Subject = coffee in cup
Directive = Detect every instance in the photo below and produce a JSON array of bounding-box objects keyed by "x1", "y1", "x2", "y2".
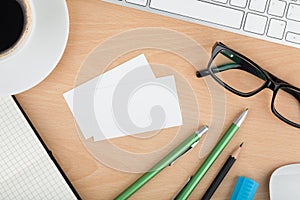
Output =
[{"x1": 0, "y1": 0, "x2": 32, "y2": 58}]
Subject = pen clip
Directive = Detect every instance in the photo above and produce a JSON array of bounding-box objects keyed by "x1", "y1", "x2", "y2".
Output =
[
  {"x1": 169, "y1": 141, "x2": 199, "y2": 166},
  {"x1": 173, "y1": 176, "x2": 193, "y2": 200}
]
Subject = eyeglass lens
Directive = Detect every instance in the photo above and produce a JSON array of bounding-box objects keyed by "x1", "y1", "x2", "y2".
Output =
[
  {"x1": 209, "y1": 49, "x2": 267, "y2": 94},
  {"x1": 274, "y1": 87, "x2": 300, "y2": 126}
]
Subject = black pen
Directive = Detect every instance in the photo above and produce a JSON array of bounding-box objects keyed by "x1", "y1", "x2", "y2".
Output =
[{"x1": 201, "y1": 143, "x2": 244, "y2": 200}]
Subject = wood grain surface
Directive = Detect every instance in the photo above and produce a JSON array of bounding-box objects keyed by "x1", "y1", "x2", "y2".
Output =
[{"x1": 15, "y1": 0, "x2": 300, "y2": 199}]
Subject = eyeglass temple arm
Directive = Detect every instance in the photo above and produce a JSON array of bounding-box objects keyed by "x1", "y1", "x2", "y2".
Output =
[
  {"x1": 196, "y1": 64, "x2": 300, "y2": 102},
  {"x1": 196, "y1": 63, "x2": 265, "y2": 78}
]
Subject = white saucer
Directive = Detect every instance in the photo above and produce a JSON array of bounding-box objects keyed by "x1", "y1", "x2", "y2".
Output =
[{"x1": 0, "y1": 0, "x2": 69, "y2": 96}]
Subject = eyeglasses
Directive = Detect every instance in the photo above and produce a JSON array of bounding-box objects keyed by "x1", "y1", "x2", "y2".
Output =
[{"x1": 197, "y1": 42, "x2": 300, "y2": 129}]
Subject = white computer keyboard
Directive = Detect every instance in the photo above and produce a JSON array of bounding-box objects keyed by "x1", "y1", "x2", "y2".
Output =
[{"x1": 103, "y1": 0, "x2": 300, "y2": 48}]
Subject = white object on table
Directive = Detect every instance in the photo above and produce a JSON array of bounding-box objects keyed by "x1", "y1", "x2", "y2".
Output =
[
  {"x1": 270, "y1": 164, "x2": 300, "y2": 200},
  {"x1": 0, "y1": 96, "x2": 77, "y2": 199},
  {"x1": 64, "y1": 54, "x2": 182, "y2": 141},
  {"x1": 0, "y1": 0, "x2": 69, "y2": 96}
]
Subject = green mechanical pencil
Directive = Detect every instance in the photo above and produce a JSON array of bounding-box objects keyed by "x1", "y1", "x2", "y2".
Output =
[
  {"x1": 115, "y1": 126, "x2": 209, "y2": 200},
  {"x1": 174, "y1": 109, "x2": 248, "y2": 200}
]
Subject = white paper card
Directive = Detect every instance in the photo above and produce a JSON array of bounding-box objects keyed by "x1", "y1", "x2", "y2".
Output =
[{"x1": 64, "y1": 55, "x2": 182, "y2": 141}]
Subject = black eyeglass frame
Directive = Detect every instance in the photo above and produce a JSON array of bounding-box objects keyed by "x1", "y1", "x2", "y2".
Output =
[{"x1": 197, "y1": 42, "x2": 300, "y2": 129}]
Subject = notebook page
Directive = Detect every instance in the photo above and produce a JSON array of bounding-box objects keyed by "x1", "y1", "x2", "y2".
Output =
[{"x1": 0, "y1": 97, "x2": 77, "y2": 200}]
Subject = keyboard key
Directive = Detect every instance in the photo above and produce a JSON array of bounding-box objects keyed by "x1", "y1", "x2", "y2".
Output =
[
  {"x1": 267, "y1": 19, "x2": 286, "y2": 39},
  {"x1": 249, "y1": 0, "x2": 268, "y2": 12},
  {"x1": 230, "y1": 0, "x2": 248, "y2": 8},
  {"x1": 125, "y1": 0, "x2": 147, "y2": 6},
  {"x1": 244, "y1": 13, "x2": 267, "y2": 34},
  {"x1": 287, "y1": 4, "x2": 300, "y2": 22},
  {"x1": 150, "y1": 0, "x2": 244, "y2": 29},
  {"x1": 268, "y1": 0, "x2": 287, "y2": 17},
  {"x1": 286, "y1": 20, "x2": 300, "y2": 36},
  {"x1": 212, "y1": 0, "x2": 228, "y2": 4},
  {"x1": 286, "y1": 32, "x2": 300, "y2": 44}
]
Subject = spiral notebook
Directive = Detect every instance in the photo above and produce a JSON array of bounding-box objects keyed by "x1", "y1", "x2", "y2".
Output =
[{"x1": 0, "y1": 96, "x2": 80, "y2": 199}]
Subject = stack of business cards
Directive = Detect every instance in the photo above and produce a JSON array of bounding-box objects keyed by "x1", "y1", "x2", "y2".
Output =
[{"x1": 64, "y1": 54, "x2": 182, "y2": 141}]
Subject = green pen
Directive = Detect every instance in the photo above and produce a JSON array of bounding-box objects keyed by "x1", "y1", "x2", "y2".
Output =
[
  {"x1": 174, "y1": 109, "x2": 248, "y2": 200},
  {"x1": 115, "y1": 125, "x2": 209, "y2": 200}
]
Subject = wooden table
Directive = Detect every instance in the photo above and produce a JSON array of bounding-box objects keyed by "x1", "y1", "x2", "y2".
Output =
[{"x1": 16, "y1": 0, "x2": 300, "y2": 199}]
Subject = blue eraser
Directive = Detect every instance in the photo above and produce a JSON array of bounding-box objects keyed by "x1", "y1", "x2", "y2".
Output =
[{"x1": 230, "y1": 176, "x2": 259, "y2": 200}]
